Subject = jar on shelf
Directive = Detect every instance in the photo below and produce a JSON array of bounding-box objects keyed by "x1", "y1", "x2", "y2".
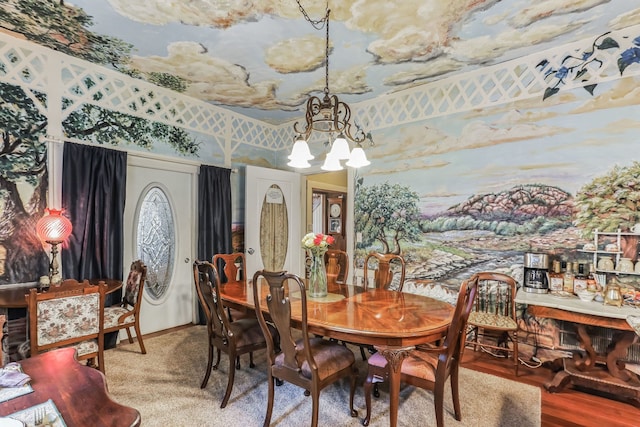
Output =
[
  {"x1": 617, "y1": 257, "x2": 634, "y2": 273},
  {"x1": 597, "y1": 256, "x2": 614, "y2": 271}
]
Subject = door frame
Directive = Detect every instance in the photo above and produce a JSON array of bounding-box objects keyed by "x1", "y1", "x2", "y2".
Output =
[{"x1": 304, "y1": 169, "x2": 355, "y2": 281}]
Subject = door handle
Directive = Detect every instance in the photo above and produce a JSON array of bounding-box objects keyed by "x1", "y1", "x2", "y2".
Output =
[
  {"x1": 247, "y1": 248, "x2": 255, "y2": 255},
  {"x1": 184, "y1": 257, "x2": 190, "y2": 263}
]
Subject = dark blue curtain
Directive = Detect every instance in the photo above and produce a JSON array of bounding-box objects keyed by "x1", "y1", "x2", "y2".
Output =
[
  {"x1": 197, "y1": 165, "x2": 232, "y2": 324},
  {"x1": 61, "y1": 142, "x2": 126, "y2": 307}
]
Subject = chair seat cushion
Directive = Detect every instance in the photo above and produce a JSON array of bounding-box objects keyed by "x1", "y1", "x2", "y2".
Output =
[
  {"x1": 228, "y1": 318, "x2": 268, "y2": 348},
  {"x1": 368, "y1": 348, "x2": 440, "y2": 381},
  {"x1": 468, "y1": 312, "x2": 517, "y2": 330},
  {"x1": 45, "y1": 339, "x2": 98, "y2": 358},
  {"x1": 276, "y1": 337, "x2": 355, "y2": 381},
  {"x1": 103, "y1": 306, "x2": 134, "y2": 328}
]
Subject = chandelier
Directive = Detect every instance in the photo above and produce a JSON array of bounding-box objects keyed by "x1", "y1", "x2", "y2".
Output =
[{"x1": 288, "y1": 3, "x2": 373, "y2": 170}]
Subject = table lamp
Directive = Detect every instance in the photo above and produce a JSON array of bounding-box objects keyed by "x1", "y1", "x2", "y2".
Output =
[{"x1": 36, "y1": 208, "x2": 73, "y2": 285}]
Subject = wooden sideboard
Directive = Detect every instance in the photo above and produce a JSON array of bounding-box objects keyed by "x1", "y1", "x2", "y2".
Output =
[{"x1": 516, "y1": 290, "x2": 640, "y2": 408}]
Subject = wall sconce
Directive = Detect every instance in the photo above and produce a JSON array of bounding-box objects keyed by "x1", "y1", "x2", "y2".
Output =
[{"x1": 36, "y1": 208, "x2": 73, "y2": 285}]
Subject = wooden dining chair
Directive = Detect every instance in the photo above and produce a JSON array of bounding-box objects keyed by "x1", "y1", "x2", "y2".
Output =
[
  {"x1": 325, "y1": 249, "x2": 349, "y2": 284},
  {"x1": 103, "y1": 260, "x2": 148, "y2": 354},
  {"x1": 212, "y1": 252, "x2": 254, "y2": 321},
  {"x1": 58, "y1": 279, "x2": 90, "y2": 287},
  {"x1": 464, "y1": 271, "x2": 519, "y2": 375},
  {"x1": 362, "y1": 274, "x2": 479, "y2": 427},
  {"x1": 363, "y1": 252, "x2": 406, "y2": 291},
  {"x1": 193, "y1": 260, "x2": 274, "y2": 408},
  {"x1": 26, "y1": 281, "x2": 107, "y2": 373},
  {"x1": 357, "y1": 252, "x2": 407, "y2": 361},
  {"x1": 0, "y1": 314, "x2": 6, "y2": 367},
  {"x1": 251, "y1": 269, "x2": 358, "y2": 427}
]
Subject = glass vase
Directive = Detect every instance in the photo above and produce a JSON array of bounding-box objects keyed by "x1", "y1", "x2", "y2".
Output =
[{"x1": 308, "y1": 251, "x2": 328, "y2": 298}]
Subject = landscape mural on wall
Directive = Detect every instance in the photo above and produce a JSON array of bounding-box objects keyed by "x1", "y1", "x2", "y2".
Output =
[
  {"x1": 355, "y1": 66, "x2": 640, "y2": 280},
  {"x1": 353, "y1": 73, "x2": 640, "y2": 355}
]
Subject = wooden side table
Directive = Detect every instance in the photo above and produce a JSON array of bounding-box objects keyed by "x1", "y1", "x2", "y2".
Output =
[{"x1": 516, "y1": 291, "x2": 640, "y2": 408}]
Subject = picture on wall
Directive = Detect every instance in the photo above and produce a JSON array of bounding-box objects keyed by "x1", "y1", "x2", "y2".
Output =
[{"x1": 329, "y1": 219, "x2": 341, "y2": 234}]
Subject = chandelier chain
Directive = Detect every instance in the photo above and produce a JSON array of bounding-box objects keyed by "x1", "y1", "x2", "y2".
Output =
[
  {"x1": 324, "y1": 13, "x2": 330, "y2": 94},
  {"x1": 295, "y1": 0, "x2": 329, "y2": 29}
]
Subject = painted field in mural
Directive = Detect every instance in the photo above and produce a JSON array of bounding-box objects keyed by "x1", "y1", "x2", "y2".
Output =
[{"x1": 355, "y1": 75, "x2": 640, "y2": 295}]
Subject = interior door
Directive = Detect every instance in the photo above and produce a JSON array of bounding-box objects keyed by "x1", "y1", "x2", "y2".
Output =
[
  {"x1": 245, "y1": 165, "x2": 302, "y2": 279},
  {"x1": 124, "y1": 155, "x2": 196, "y2": 335}
]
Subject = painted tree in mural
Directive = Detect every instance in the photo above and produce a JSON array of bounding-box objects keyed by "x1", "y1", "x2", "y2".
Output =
[
  {"x1": 574, "y1": 162, "x2": 640, "y2": 260},
  {"x1": 354, "y1": 181, "x2": 421, "y2": 254},
  {"x1": 0, "y1": 0, "x2": 132, "y2": 69},
  {"x1": 63, "y1": 101, "x2": 200, "y2": 155},
  {"x1": 0, "y1": 82, "x2": 50, "y2": 283}
]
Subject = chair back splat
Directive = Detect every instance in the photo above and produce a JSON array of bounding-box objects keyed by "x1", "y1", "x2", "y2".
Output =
[
  {"x1": 324, "y1": 249, "x2": 349, "y2": 284},
  {"x1": 103, "y1": 260, "x2": 148, "y2": 354},
  {"x1": 252, "y1": 270, "x2": 358, "y2": 427},
  {"x1": 363, "y1": 252, "x2": 406, "y2": 291},
  {"x1": 0, "y1": 314, "x2": 6, "y2": 367},
  {"x1": 212, "y1": 253, "x2": 254, "y2": 321},
  {"x1": 193, "y1": 260, "x2": 273, "y2": 408},
  {"x1": 362, "y1": 274, "x2": 479, "y2": 427}
]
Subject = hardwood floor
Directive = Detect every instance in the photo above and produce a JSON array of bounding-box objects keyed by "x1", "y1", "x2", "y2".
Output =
[{"x1": 461, "y1": 348, "x2": 640, "y2": 427}]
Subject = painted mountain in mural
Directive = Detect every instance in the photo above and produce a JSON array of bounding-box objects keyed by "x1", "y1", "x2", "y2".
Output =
[{"x1": 446, "y1": 184, "x2": 574, "y2": 222}]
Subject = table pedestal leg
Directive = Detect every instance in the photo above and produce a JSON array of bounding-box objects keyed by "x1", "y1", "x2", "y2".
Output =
[{"x1": 375, "y1": 346, "x2": 413, "y2": 427}]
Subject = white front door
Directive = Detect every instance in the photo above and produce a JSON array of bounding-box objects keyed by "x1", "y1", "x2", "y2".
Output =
[
  {"x1": 245, "y1": 165, "x2": 302, "y2": 279},
  {"x1": 124, "y1": 155, "x2": 196, "y2": 335}
]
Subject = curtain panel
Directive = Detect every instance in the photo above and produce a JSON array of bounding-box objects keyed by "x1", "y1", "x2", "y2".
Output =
[
  {"x1": 61, "y1": 142, "x2": 126, "y2": 306},
  {"x1": 197, "y1": 165, "x2": 232, "y2": 324}
]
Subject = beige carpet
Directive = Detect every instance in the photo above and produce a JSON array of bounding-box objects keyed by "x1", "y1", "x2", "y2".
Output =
[{"x1": 104, "y1": 326, "x2": 541, "y2": 427}]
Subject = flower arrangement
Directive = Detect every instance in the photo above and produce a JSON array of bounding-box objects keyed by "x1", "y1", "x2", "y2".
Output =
[
  {"x1": 301, "y1": 232, "x2": 334, "y2": 255},
  {"x1": 302, "y1": 233, "x2": 334, "y2": 298}
]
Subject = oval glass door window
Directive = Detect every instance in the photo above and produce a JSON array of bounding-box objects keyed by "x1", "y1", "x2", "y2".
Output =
[
  {"x1": 260, "y1": 185, "x2": 288, "y2": 271},
  {"x1": 136, "y1": 186, "x2": 175, "y2": 300}
]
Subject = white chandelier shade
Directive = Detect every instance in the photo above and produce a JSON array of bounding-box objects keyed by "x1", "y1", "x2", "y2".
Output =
[{"x1": 345, "y1": 146, "x2": 371, "y2": 168}]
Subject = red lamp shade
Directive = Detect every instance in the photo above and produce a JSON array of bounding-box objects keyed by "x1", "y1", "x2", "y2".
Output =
[{"x1": 36, "y1": 209, "x2": 73, "y2": 243}]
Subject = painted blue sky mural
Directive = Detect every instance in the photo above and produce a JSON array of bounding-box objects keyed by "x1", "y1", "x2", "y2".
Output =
[
  {"x1": 2, "y1": 0, "x2": 638, "y2": 125},
  {"x1": 361, "y1": 75, "x2": 640, "y2": 217}
]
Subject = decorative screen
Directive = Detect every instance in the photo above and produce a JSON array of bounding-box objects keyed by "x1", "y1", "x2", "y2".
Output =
[{"x1": 136, "y1": 186, "x2": 175, "y2": 300}]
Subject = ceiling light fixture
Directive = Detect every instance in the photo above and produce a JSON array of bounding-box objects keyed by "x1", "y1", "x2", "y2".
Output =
[{"x1": 288, "y1": 2, "x2": 373, "y2": 170}]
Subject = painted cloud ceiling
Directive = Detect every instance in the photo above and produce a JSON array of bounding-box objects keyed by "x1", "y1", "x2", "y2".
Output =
[{"x1": 1, "y1": 0, "x2": 639, "y2": 125}]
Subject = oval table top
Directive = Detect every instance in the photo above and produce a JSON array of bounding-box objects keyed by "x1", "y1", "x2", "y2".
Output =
[
  {"x1": 220, "y1": 280, "x2": 454, "y2": 348},
  {"x1": 0, "y1": 279, "x2": 123, "y2": 309},
  {"x1": 0, "y1": 347, "x2": 140, "y2": 426}
]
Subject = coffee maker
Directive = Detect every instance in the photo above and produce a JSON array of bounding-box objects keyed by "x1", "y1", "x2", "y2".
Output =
[{"x1": 523, "y1": 253, "x2": 549, "y2": 293}]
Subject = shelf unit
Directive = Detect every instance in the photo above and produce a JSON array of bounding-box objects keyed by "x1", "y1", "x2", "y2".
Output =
[{"x1": 579, "y1": 229, "x2": 640, "y2": 276}]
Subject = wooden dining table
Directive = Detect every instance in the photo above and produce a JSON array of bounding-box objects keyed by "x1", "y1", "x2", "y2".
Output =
[
  {"x1": 0, "y1": 347, "x2": 140, "y2": 426},
  {"x1": 0, "y1": 279, "x2": 123, "y2": 309},
  {"x1": 220, "y1": 280, "x2": 454, "y2": 427}
]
